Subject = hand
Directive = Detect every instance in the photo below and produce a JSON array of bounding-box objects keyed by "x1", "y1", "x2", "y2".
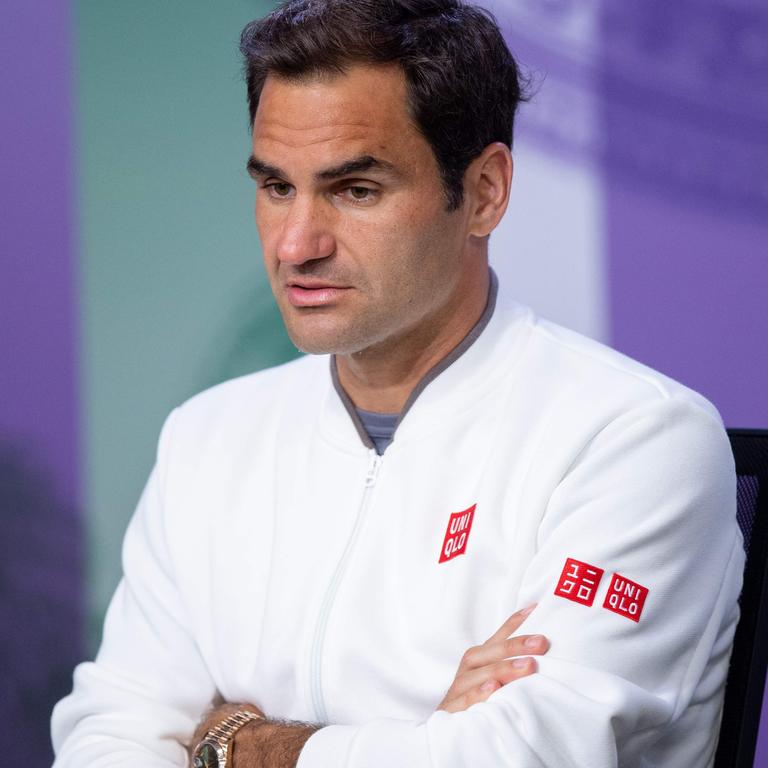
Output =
[{"x1": 437, "y1": 604, "x2": 548, "y2": 713}]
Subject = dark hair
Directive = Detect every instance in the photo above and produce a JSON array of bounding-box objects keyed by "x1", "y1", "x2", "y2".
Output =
[{"x1": 240, "y1": 0, "x2": 526, "y2": 211}]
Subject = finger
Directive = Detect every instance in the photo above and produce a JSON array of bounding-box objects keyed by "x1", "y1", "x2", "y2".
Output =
[
  {"x1": 461, "y1": 634, "x2": 549, "y2": 670},
  {"x1": 439, "y1": 684, "x2": 493, "y2": 713},
  {"x1": 439, "y1": 682, "x2": 497, "y2": 713},
  {"x1": 484, "y1": 603, "x2": 538, "y2": 645},
  {"x1": 449, "y1": 656, "x2": 538, "y2": 700},
  {"x1": 439, "y1": 660, "x2": 537, "y2": 713}
]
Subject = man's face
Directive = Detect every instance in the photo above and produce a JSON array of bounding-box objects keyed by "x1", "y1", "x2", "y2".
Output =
[{"x1": 250, "y1": 64, "x2": 474, "y2": 355}]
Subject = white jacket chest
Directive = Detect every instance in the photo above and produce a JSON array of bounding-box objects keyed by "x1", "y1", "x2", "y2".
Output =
[{"x1": 184, "y1": 411, "x2": 553, "y2": 725}]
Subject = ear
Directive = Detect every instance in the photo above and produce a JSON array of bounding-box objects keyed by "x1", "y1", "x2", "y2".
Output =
[{"x1": 465, "y1": 143, "x2": 513, "y2": 238}]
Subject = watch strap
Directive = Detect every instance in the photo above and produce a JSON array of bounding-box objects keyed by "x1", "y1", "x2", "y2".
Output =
[{"x1": 204, "y1": 710, "x2": 265, "y2": 743}]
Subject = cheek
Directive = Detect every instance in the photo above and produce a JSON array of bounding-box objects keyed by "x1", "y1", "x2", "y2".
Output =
[
  {"x1": 335, "y1": 214, "x2": 394, "y2": 271},
  {"x1": 342, "y1": 201, "x2": 451, "y2": 287},
  {"x1": 351, "y1": 196, "x2": 435, "y2": 249}
]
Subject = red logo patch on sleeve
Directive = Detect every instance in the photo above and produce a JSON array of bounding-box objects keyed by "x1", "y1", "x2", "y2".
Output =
[
  {"x1": 554, "y1": 557, "x2": 605, "y2": 607},
  {"x1": 438, "y1": 504, "x2": 476, "y2": 563},
  {"x1": 603, "y1": 573, "x2": 649, "y2": 622}
]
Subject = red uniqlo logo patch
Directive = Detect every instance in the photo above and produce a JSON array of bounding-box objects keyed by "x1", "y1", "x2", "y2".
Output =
[
  {"x1": 438, "y1": 505, "x2": 476, "y2": 563},
  {"x1": 554, "y1": 558, "x2": 605, "y2": 607},
  {"x1": 603, "y1": 573, "x2": 649, "y2": 622}
]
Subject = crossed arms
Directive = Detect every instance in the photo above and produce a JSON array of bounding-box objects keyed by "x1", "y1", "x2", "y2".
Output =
[
  {"x1": 189, "y1": 607, "x2": 547, "y2": 768},
  {"x1": 52, "y1": 397, "x2": 744, "y2": 767}
]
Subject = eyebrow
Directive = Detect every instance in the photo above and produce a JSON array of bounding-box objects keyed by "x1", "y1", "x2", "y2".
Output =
[
  {"x1": 246, "y1": 154, "x2": 397, "y2": 182},
  {"x1": 247, "y1": 156, "x2": 285, "y2": 180},
  {"x1": 317, "y1": 155, "x2": 397, "y2": 180}
]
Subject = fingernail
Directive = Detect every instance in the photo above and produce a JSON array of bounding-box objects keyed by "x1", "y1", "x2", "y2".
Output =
[
  {"x1": 519, "y1": 604, "x2": 536, "y2": 616},
  {"x1": 512, "y1": 657, "x2": 529, "y2": 668},
  {"x1": 524, "y1": 635, "x2": 543, "y2": 648},
  {"x1": 480, "y1": 680, "x2": 497, "y2": 692}
]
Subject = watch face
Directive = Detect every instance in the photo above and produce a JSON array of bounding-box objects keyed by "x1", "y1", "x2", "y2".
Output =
[{"x1": 193, "y1": 742, "x2": 220, "y2": 768}]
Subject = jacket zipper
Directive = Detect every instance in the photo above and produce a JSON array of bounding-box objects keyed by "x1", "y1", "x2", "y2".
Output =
[{"x1": 309, "y1": 450, "x2": 382, "y2": 723}]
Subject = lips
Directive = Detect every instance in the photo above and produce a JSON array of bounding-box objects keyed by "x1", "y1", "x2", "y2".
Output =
[{"x1": 285, "y1": 282, "x2": 350, "y2": 308}]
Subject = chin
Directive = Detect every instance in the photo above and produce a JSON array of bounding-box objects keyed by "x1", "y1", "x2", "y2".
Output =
[
  {"x1": 280, "y1": 301, "x2": 395, "y2": 356},
  {"x1": 290, "y1": 336, "x2": 366, "y2": 356},
  {"x1": 285, "y1": 324, "x2": 351, "y2": 356},
  {"x1": 285, "y1": 321, "x2": 377, "y2": 356},
  {"x1": 291, "y1": 338, "x2": 339, "y2": 355}
]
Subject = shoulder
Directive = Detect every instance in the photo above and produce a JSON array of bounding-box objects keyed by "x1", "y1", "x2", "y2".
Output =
[
  {"x1": 159, "y1": 354, "x2": 327, "y2": 451},
  {"x1": 512, "y1": 316, "x2": 741, "y2": 566},
  {"x1": 492, "y1": 302, "x2": 734, "y2": 502},
  {"x1": 182, "y1": 353, "x2": 320, "y2": 412},
  {"x1": 518, "y1": 309, "x2": 723, "y2": 425}
]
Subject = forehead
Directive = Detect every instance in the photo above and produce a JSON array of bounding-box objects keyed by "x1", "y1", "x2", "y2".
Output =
[{"x1": 252, "y1": 64, "x2": 427, "y2": 170}]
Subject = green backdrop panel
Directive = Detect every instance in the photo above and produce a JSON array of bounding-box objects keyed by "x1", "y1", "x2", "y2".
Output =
[{"x1": 76, "y1": 0, "x2": 295, "y2": 649}]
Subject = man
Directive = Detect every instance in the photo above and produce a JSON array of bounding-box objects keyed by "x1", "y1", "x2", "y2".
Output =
[{"x1": 52, "y1": 1, "x2": 744, "y2": 766}]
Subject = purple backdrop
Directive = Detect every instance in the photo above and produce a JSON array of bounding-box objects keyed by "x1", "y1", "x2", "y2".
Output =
[
  {"x1": 601, "y1": 0, "x2": 768, "y2": 430},
  {"x1": 0, "y1": 2, "x2": 82, "y2": 766}
]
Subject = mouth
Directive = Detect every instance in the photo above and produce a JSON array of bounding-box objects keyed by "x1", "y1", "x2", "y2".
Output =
[{"x1": 285, "y1": 280, "x2": 351, "y2": 308}]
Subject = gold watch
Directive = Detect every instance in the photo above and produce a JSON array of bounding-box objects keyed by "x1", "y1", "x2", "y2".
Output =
[{"x1": 191, "y1": 710, "x2": 264, "y2": 768}]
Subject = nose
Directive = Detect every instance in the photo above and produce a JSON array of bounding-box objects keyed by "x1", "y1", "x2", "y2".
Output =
[{"x1": 275, "y1": 196, "x2": 335, "y2": 266}]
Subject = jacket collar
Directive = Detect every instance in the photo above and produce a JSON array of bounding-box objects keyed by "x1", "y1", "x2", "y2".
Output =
[{"x1": 319, "y1": 269, "x2": 533, "y2": 454}]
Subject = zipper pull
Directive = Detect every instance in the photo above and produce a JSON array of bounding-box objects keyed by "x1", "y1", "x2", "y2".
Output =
[{"x1": 365, "y1": 454, "x2": 382, "y2": 487}]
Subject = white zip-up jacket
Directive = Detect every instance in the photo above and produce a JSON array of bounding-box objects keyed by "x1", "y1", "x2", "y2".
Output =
[{"x1": 52, "y1": 281, "x2": 744, "y2": 768}]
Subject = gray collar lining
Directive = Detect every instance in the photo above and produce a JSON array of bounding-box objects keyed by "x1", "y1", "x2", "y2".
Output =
[
  {"x1": 330, "y1": 268, "x2": 499, "y2": 451},
  {"x1": 331, "y1": 355, "x2": 376, "y2": 449}
]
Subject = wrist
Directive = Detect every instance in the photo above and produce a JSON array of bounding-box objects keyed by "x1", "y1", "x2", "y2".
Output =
[
  {"x1": 231, "y1": 716, "x2": 273, "y2": 765},
  {"x1": 235, "y1": 719, "x2": 321, "y2": 768},
  {"x1": 191, "y1": 707, "x2": 265, "y2": 768}
]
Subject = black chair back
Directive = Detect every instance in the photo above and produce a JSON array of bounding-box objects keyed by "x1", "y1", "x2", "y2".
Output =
[{"x1": 715, "y1": 429, "x2": 768, "y2": 768}]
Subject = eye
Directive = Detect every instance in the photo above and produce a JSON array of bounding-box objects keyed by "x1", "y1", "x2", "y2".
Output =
[
  {"x1": 342, "y1": 186, "x2": 378, "y2": 204},
  {"x1": 263, "y1": 182, "x2": 294, "y2": 199}
]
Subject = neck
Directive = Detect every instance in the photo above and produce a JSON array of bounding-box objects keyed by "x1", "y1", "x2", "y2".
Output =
[{"x1": 335, "y1": 267, "x2": 492, "y2": 413}]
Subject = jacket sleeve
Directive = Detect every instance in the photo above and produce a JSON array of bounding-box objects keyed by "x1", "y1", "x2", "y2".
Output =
[
  {"x1": 51, "y1": 409, "x2": 217, "y2": 767},
  {"x1": 295, "y1": 396, "x2": 745, "y2": 768}
]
